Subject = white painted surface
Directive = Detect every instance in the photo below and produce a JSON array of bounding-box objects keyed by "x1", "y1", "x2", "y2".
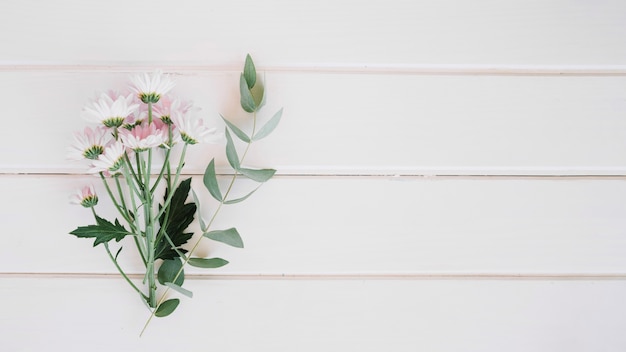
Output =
[{"x1": 1, "y1": 0, "x2": 625, "y2": 350}]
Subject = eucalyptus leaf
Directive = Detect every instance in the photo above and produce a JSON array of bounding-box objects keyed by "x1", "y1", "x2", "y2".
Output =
[
  {"x1": 240, "y1": 74, "x2": 256, "y2": 113},
  {"x1": 221, "y1": 114, "x2": 250, "y2": 142},
  {"x1": 250, "y1": 80, "x2": 264, "y2": 108},
  {"x1": 164, "y1": 282, "x2": 193, "y2": 298},
  {"x1": 155, "y1": 299, "x2": 180, "y2": 317},
  {"x1": 188, "y1": 257, "x2": 229, "y2": 268},
  {"x1": 157, "y1": 258, "x2": 184, "y2": 286},
  {"x1": 239, "y1": 167, "x2": 276, "y2": 183},
  {"x1": 253, "y1": 108, "x2": 283, "y2": 141},
  {"x1": 204, "y1": 228, "x2": 244, "y2": 248},
  {"x1": 224, "y1": 186, "x2": 259, "y2": 204},
  {"x1": 203, "y1": 159, "x2": 223, "y2": 202},
  {"x1": 243, "y1": 54, "x2": 256, "y2": 89},
  {"x1": 225, "y1": 128, "x2": 240, "y2": 170},
  {"x1": 191, "y1": 190, "x2": 208, "y2": 232}
]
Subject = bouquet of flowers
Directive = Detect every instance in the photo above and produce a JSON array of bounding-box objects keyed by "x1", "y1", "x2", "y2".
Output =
[{"x1": 67, "y1": 55, "x2": 281, "y2": 333}]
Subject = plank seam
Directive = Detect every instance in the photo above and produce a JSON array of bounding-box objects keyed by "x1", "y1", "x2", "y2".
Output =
[
  {"x1": 2, "y1": 64, "x2": 626, "y2": 76},
  {"x1": 2, "y1": 272, "x2": 626, "y2": 281}
]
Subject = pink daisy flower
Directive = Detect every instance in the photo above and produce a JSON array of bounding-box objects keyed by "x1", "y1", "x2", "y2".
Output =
[
  {"x1": 171, "y1": 110, "x2": 220, "y2": 145},
  {"x1": 83, "y1": 92, "x2": 139, "y2": 128},
  {"x1": 153, "y1": 97, "x2": 194, "y2": 125},
  {"x1": 130, "y1": 70, "x2": 175, "y2": 104},
  {"x1": 70, "y1": 185, "x2": 98, "y2": 208},
  {"x1": 67, "y1": 126, "x2": 110, "y2": 160},
  {"x1": 119, "y1": 123, "x2": 168, "y2": 151},
  {"x1": 89, "y1": 142, "x2": 127, "y2": 174}
]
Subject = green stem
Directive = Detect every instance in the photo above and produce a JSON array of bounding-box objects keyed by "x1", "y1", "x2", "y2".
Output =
[
  {"x1": 141, "y1": 112, "x2": 259, "y2": 336},
  {"x1": 90, "y1": 208, "x2": 148, "y2": 301}
]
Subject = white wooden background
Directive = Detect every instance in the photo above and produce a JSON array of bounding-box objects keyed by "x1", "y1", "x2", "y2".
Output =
[{"x1": 1, "y1": 0, "x2": 626, "y2": 350}]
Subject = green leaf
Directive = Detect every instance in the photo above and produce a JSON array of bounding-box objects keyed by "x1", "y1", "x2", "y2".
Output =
[
  {"x1": 155, "y1": 299, "x2": 180, "y2": 317},
  {"x1": 253, "y1": 108, "x2": 283, "y2": 141},
  {"x1": 157, "y1": 258, "x2": 184, "y2": 286},
  {"x1": 204, "y1": 228, "x2": 244, "y2": 248},
  {"x1": 221, "y1": 114, "x2": 250, "y2": 142},
  {"x1": 155, "y1": 179, "x2": 195, "y2": 260},
  {"x1": 243, "y1": 54, "x2": 256, "y2": 89},
  {"x1": 240, "y1": 74, "x2": 256, "y2": 113},
  {"x1": 191, "y1": 190, "x2": 208, "y2": 232},
  {"x1": 250, "y1": 80, "x2": 265, "y2": 108},
  {"x1": 224, "y1": 186, "x2": 259, "y2": 205},
  {"x1": 164, "y1": 282, "x2": 193, "y2": 298},
  {"x1": 239, "y1": 167, "x2": 276, "y2": 183},
  {"x1": 203, "y1": 159, "x2": 223, "y2": 202},
  {"x1": 114, "y1": 246, "x2": 123, "y2": 261},
  {"x1": 225, "y1": 128, "x2": 240, "y2": 170},
  {"x1": 188, "y1": 257, "x2": 229, "y2": 268},
  {"x1": 69, "y1": 216, "x2": 130, "y2": 247}
]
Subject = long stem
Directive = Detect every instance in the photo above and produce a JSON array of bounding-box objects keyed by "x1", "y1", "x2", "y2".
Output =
[
  {"x1": 91, "y1": 208, "x2": 148, "y2": 301},
  {"x1": 140, "y1": 112, "x2": 258, "y2": 336}
]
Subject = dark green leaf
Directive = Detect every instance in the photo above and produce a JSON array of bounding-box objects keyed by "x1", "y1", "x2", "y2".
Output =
[
  {"x1": 225, "y1": 128, "x2": 240, "y2": 170},
  {"x1": 157, "y1": 258, "x2": 184, "y2": 286},
  {"x1": 188, "y1": 257, "x2": 229, "y2": 268},
  {"x1": 203, "y1": 159, "x2": 223, "y2": 202},
  {"x1": 253, "y1": 108, "x2": 283, "y2": 141},
  {"x1": 243, "y1": 54, "x2": 256, "y2": 89},
  {"x1": 155, "y1": 179, "x2": 195, "y2": 260},
  {"x1": 224, "y1": 187, "x2": 259, "y2": 205},
  {"x1": 155, "y1": 299, "x2": 180, "y2": 317},
  {"x1": 239, "y1": 74, "x2": 256, "y2": 113},
  {"x1": 204, "y1": 228, "x2": 244, "y2": 248},
  {"x1": 114, "y1": 246, "x2": 123, "y2": 261},
  {"x1": 239, "y1": 167, "x2": 276, "y2": 182},
  {"x1": 221, "y1": 114, "x2": 250, "y2": 142},
  {"x1": 164, "y1": 282, "x2": 193, "y2": 298},
  {"x1": 69, "y1": 215, "x2": 130, "y2": 247}
]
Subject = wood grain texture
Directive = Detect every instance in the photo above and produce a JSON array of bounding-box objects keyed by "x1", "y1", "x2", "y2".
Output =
[
  {"x1": 1, "y1": 0, "x2": 625, "y2": 66},
  {"x1": 1, "y1": 72, "x2": 625, "y2": 175},
  {"x1": 2, "y1": 277, "x2": 626, "y2": 351},
  {"x1": 1, "y1": 0, "x2": 624, "y2": 349},
  {"x1": 3, "y1": 175, "x2": 625, "y2": 275}
]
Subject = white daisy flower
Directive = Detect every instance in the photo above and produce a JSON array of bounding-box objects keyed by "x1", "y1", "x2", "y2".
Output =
[
  {"x1": 89, "y1": 142, "x2": 127, "y2": 174},
  {"x1": 130, "y1": 70, "x2": 175, "y2": 104},
  {"x1": 70, "y1": 185, "x2": 98, "y2": 208},
  {"x1": 67, "y1": 126, "x2": 110, "y2": 160},
  {"x1": 83, "y1": 92, "x2": 139, "y2": 128},
  {"x1": 171, "y1": 110, "x2": 220, "y2": 145}
]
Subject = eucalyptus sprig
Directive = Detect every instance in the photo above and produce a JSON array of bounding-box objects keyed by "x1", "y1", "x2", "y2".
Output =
[{"x1": 67, "y1": 55, "x2": 282, "y2": 335}]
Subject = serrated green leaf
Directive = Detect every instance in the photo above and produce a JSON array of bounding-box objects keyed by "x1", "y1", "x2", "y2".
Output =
[
  {"x1": 239, "y1": 167, "x2": 276, "y2": 182},
  {"x1": 221, "y1": 114, "x2": 250, "y2": 142},
  {"x1": 155, "y1": 178, "x2": 195, "y2": 260},
  {"x1": 224, "y1": 186, "x2": 259, "y2": 205},
  {"x1": 225, "y1": 128, "x2": 240, "y2": 170},
  {"x1": 155, "y1": 299, "x2": 180, "y2": 317},
  {"x1": 253, "y1": 108, "x2": 283, "y2": 141},
  {"x1": 188, "y1": 257, "x2": 229, "y2": 268},
  {"x1": 240, "y1": 74, "x2": 256, "y2": 113},
  {"x1": 164, "y1": 282, "x2": 193, "y2": 298},
  {"x1": 157, "y1": 258, "x2": 184, "y2": 286},
  {"x1": 203, "y1": 159, "x2": 223, "y2": 202},
  {"x1": 69, "y1": 215, "x2": 130, "y2": 247},
  {"x1": 243, "y1": 54, "x2": 256, "y2": 89},
  {"x1": 204, "y1": 228, "x2": 244, "y2": 248}
]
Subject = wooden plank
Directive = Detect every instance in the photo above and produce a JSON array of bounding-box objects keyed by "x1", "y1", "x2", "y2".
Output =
[
  {"x1": 2, "y1": 277, "x2": 626, "y2": 351},
  {"x1": 3, "y1": 175, "x2": 626, "y2": 275},
  {"x1": 1, "y1": 72, "x2": 626, "y2": 175},
  {"x1": 1, "y1": 1, "x2": 625, "y2": 66}
]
